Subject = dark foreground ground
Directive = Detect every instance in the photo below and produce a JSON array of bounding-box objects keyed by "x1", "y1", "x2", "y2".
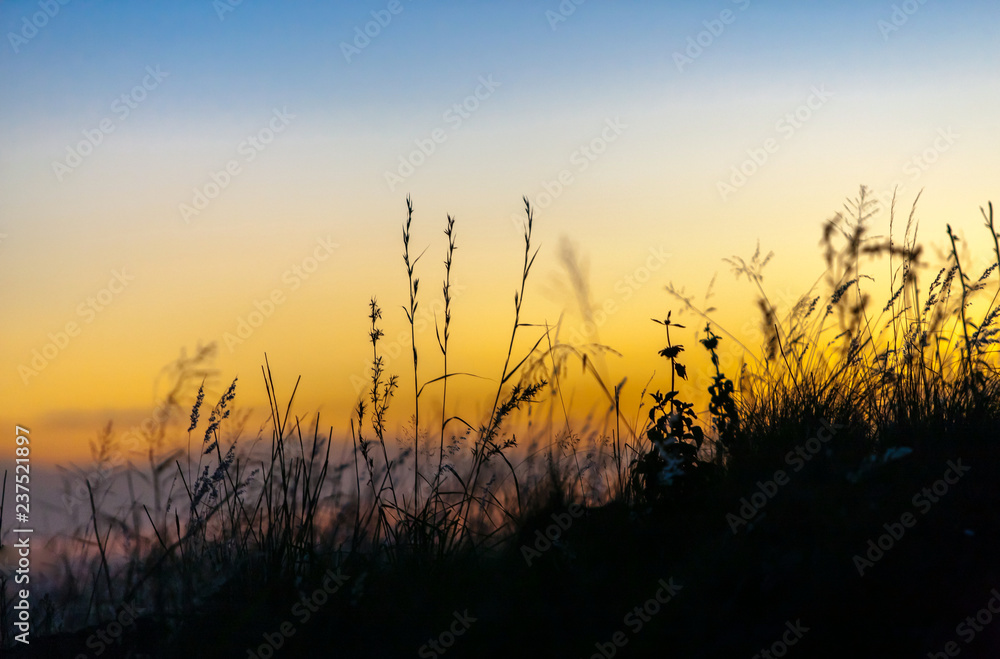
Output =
[{"x1": 8, "y1": 415, "x2": 1000, "y2": 659}]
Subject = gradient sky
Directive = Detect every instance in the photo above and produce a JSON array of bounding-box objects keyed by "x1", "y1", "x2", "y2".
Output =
[{"x1": 2, "y1": 0, "x2": 999, "y2": 466}]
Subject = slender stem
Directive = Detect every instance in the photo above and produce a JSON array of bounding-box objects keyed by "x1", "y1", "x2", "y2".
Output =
[
  {"x1": 436, "y1": 215, "x2": 456, "y2": 510},
  {"x1": 946, "y1": 224, "x2": 973, "y2": 379},
  {"x1": 402, "y1": 196, "x2": 421, "y2": 513},
  {"x1": 457, "y1": 198, "x2": 536, "y2": 544}
]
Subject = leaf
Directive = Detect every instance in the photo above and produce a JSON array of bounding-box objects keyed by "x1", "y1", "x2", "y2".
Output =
[{"x1": 659, "y1": 345, "x2": 685, "y2": 360}]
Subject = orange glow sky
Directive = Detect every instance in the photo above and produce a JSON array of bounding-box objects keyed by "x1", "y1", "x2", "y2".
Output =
[{"x1": 2, "y1": 1, "x2": 999, "y2": 467}]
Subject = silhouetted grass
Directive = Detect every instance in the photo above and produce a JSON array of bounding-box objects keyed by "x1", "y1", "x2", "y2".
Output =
[{"x1": 3, "y1": 187, "x2": 1000, "y2": 657}]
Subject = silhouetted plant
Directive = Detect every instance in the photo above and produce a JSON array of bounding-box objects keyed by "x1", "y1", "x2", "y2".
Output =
[{"x1": 700, "y1": 323, "x2": 740, "y2": 456}]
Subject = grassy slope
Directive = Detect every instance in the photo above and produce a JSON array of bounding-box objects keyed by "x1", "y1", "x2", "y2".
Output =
[{"x1": 4, "y1": 190, "x2": 1000, "y2": 658}]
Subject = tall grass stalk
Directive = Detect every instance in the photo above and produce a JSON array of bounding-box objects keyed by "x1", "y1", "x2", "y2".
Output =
[
  {"x1": 402, "y1": 195, "x2": 423, "y2": 513},
  {"x1": 452, "y1": 197, "x2": 544, "y2": 547}
]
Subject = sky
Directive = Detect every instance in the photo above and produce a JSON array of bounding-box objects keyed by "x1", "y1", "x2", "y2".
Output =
[{"x1": 1, "y1": 0, "x2": 999, "y2": 470}]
